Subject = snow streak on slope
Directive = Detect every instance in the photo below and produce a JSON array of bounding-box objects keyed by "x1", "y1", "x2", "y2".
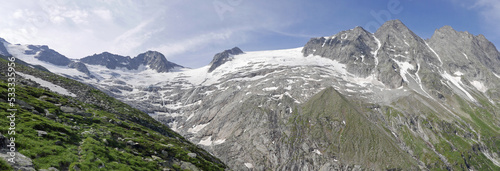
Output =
[
  {"x1": 17, "y1": 72, "x2": 77, "y2": 97},
  {"x1": 441, "y1": 71, "x2": 476, "y2": 102},
  {"x1": 425, "y1": 42, "x2": 443, "y2": 66},
  {"x1": 372, "y1": 34, "x2": 381, "y2": 66}
]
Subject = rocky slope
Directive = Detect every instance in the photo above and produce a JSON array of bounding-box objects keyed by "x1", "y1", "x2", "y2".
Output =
[
  {"x1": 0, "y1": 56, "x2": 226, "y2": 170},
  {"x1": 3, "y1": 19, "x2": 500, "y2": 170}
]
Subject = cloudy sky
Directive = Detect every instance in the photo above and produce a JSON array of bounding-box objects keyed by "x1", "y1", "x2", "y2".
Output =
[{"x1": 1, "y1": 0, "x2": 499, "y2": 68}]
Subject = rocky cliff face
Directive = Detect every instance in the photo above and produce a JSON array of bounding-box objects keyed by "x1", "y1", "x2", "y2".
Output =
[
  {"x1": 80, "y1": 52, "x2": 134, "y2": 70},
  {"x1": 134, "y1": 51, "x2": 183, "y2": 72},
  {"x1": 208, "y1": 47, "x2": 244, "y2": 72},
  {"x1": 26, "y1": 45, "x2": 72, "y2": 66}
]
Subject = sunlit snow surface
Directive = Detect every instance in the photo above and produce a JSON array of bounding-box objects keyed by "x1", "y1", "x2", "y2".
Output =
[{"x1": 17, "y1": 72, "x2": 77, "y2": 97}]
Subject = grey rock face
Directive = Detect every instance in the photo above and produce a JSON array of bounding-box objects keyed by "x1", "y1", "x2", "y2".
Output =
[
  {"x1": 81, "y1": 51, "x2": 183, "y2": 73},
  {"x1": 0, "y1": 38, "x2": 11, "y2": 56},
  {"x1": 133, "y1": 51, "x2": 183, "y2": 72},
  {"x1": 428, "y1": 25, "x2": 500, "y2": 98},
  {"x1": 302, "y1": 26, "x2": 377, "y2": 78},
  {"x1": 302, "y1": 19, "x2": 446, "y2": 90},
  {"x1": 208, "y1": 47, "x2": 243, "y2": 72},
  {"x1": 80, "y1": 52, "x2": 133, "y2": 70},
  {"x1": 68, "y1": 61, "x2": 92, "y2": 77},
  {"x1": 26, "y1": 45, "x2": 72, "y2": 66}
]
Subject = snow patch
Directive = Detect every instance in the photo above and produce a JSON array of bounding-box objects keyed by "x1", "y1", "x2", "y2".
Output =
[
  {"x1": 263, "y1": 87, "x2": 279, "y2": 91},
  {"x1": 393, "y1": 60, "x2": 414, "y2": 82},
  {"x1": 462, "y1": 53, "x2": 469, "y2": 60},
  {"x1": 453, "y1": 71, "x2": 464, "y2": 76},
  {"x1": 442, "y1": 71, "x2": 476, "y2": 102},
  {"x1": 187, "y1": 123, "x2": 209, "y2": 134},
  {"x1": 213, "y1": 139, "x2": 226, "y2": 145},
  {"x1": 313, "y1": 149, "x2": 322, "y2": 155},
  {"x1": 244, "y1": 163, "x2": 254, "y2": 169},
  {"x1": 471, "y1": 81, "x2": 487, "y2": 93},
  {"x1": 198, "y1": 136, "x2": 212, "y2": 146},
  {"x1": 494, "y1": 72, "x2": 500, "y2": 79},
  {"x1": 17, "y1": 72, "x2": 77, "y2": 97},
  {"x1": 372, "y1": 34, "x2": 381, "y2": 66}
]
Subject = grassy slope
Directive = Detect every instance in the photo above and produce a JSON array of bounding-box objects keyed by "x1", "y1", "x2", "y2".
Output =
[
  {"x1": 287, "y1": 87, "x2": 418, "y2": 170},
  {"x1": 0, "y1": 56, "x2": 226, "y2": 170}
]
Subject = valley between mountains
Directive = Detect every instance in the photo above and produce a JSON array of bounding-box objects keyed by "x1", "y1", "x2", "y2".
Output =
[{"x1": 2, "y1": 19, "x2": 500, "y2": 170}]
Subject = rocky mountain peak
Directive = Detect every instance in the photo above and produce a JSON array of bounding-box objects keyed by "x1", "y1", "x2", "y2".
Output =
[
  {"x1": 431, "y1": 25, "x2": 475, "y2": 42},
  {"x1": 374, "y1": 19, "x2": 422, "y2": 45},
  {"x1": 0, "y1": 37, "x2": 9, "y2": 44},
  {"x1": 429, "y1": 25, "x2": 500, "y2": 75},
  {"x1": 81, "y1": 51, "x2": 182, "y2": 73},
  {"x1": 26, "y1": 45, "x2": 72, "y2": 66},
  {"x1": 136, "y1": 50, "x2": 164, "y2": 61},
  {"x1": 134, "y1": 50, "x2": 182, "y2": 73},
  {"x1": 80, "y1": 52, "x2": 132, "y2": 70},
  {"x1": 208, "y1": 47, "x2": 243, "y2": 72}
]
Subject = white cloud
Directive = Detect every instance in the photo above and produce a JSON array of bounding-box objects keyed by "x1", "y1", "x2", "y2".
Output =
[{"x1": 0, "y1": 0, "x2": 306, "y2": 67}]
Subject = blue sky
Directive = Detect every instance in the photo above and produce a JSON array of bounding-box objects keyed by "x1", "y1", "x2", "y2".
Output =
[{"x1": 1, "y1": 0, "x2": 499, "y2": 68}]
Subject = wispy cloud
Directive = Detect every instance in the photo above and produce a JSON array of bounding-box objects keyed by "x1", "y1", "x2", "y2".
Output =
[
  {"x1": 151, "y1": 28, "x2": 241, "y2": 59},
  {"x1": 474, "y1": 0, "x2": 500, "y2": 29}
]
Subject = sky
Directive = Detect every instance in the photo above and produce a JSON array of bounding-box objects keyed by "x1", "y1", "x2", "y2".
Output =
[{"x1": 1, "y1": 0, "x2": 500, "y2": 68}]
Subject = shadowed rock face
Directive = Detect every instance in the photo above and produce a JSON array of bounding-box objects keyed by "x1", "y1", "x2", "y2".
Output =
[
  {"x1": 134, "y1": 51, "x2": 183, "y2": 72},
  {"x1": 68, "y1": 61, "x2": 92, "y2": 77},
  {"x1": 81, "y1": 51, "x2": 183, "y2": 73},
  {"x1": 0, "y1": 38, "x2": 10, "y2": 56},
  {"x1": 208, "y1": 47, "x2": 243, "y2": 73},
  {"x1": 80, "y1": 52, "x2": 133, "y2": 70},
  {"x1": 25, "y1": 45, "x2": 72, "y2": 66}
]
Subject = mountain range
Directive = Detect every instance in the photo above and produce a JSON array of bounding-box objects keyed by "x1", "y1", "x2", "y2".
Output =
[{"x1": 1, "y1": 19, "x2": 500, "y2": 170}]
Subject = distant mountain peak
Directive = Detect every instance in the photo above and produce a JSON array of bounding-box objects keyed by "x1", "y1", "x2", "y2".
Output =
[
  {"x1": 375, "y1": 19, "x2": 420, "y2": 41},
  {"x1": 81, "y1": 50, "x2": 183, "y2": 73},
  {"x1": 25, "y1": 44, "x2": 72, "y2": 66},
  {"x1": 135, "y1": 50, "x2": 183, "y2": 72},
  {"x1": 208, "y1": 47, "x2": 243, "y2": 73},
  {"x1": 0, "y1": 37, "x2": 9, "y2": 44}
]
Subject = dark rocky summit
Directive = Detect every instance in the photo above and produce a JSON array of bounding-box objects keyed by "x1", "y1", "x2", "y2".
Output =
[
  {"x1": 81, "y1": 51, "x2": 183, "y2": 73},
  {"x1": 27, "y1": 45, "x2": 72, "y2": 66},
  {"x1": 208, "y1": 47, "x2": 243, "y2": 72}
]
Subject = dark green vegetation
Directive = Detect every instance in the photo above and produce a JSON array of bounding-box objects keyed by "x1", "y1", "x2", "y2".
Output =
[{"x1": 0, "y1": 56, "x2": 226, "y2": 170}]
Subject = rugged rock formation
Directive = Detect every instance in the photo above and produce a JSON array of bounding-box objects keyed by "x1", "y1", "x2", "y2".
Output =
[
  {"x1": 208, "y1": 47, "x2": 243, "y2": 72},
  {"x1": 81, "y1": 51, "x2": 183, "y2": 73},
  {"x1": 26, "y1": 45, "x2": 72, "y2": 66}
]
